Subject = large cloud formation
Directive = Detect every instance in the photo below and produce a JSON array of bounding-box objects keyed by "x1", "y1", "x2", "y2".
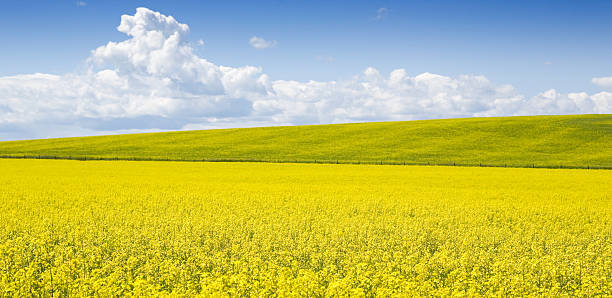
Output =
[{"x1": 0, "y1": 7, "x2": 610, "y2": 140}]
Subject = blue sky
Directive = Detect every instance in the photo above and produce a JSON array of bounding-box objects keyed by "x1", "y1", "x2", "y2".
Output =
[
  {"x1": 0, "y1": 1, "x2": 611, "y2": 140},
  {"x1": 2, "y1": 0, "x2": 612, "y2": 95}
]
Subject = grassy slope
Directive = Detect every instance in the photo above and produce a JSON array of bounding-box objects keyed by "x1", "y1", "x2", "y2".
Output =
[{"x1": 0, "y1": 114, "x2": 610, "y2": 168}]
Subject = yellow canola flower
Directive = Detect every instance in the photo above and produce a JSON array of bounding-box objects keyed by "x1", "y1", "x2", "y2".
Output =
[{"x1": 0, "y1": 159, "x2": 610, "y2": 296}]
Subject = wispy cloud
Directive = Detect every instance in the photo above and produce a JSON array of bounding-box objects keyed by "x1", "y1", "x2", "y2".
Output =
[
  {"x1": 249, "y1": 36, "x2": 277, "y2": 49},
  {"x1": 376, "y1": 7, "x2": 389, "y2": 20},
  {"x1": 76, "y1": 1, "x2": 86, "y2": 7},
  {"x1": 315, "y1": 55, "x2": 334, "y2": 63}
]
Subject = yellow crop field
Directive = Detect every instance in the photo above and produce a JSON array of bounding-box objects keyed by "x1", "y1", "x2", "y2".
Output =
[{"x1": 0, "y1": 159, "x2": 610, "y2": 296}]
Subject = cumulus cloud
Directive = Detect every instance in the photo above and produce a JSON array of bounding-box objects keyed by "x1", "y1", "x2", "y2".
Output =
[
  {"x1": 249, "y1": 36, "x2": 277, "y2": 49},
  {"x1": 592, "y1": 76, "x2": 612, "y2": 89},
  {"x1": 0, "y1": 7, "x2": 610, "y2": 140}
]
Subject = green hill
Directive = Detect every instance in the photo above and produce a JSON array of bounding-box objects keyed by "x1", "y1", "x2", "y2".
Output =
[{"x1": 0, "y1": 114, "x2": 610, "y2": 168}]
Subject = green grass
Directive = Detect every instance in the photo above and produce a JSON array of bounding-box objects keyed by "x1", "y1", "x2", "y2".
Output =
[{"x1": 0, "y1": 114, "x2": 610, "y2": 168}]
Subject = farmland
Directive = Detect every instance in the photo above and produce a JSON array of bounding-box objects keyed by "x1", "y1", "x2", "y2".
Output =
[
  {"x1": 0, "y1": 159, "x2": 610, "y2": 296},
  {"x1": 0, "y1": 114, "x2": 611, "y2": 168}
]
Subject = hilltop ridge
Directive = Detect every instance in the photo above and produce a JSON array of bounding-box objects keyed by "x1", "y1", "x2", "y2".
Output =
[{"x1": 0, "y1": 114, "x2": 610, "y2": 168}]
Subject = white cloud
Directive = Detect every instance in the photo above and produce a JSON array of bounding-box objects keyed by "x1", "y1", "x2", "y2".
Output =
[
  {"x1": 76, "y1": 1, "x2": 86, "y2": 7},
  {"x1": 0, "y1": 7, "x2": 610, "y2": 140},
  {"x1": 592, "y1": 76, "x2": 612, "y2": 89},
  {"x1": 315, "y1": 55, "x2": 334, "y2": 63},
  {"x1": 249, "y1": 36, "x2": 277, "y2": 49},
  {"x1": 197, "y1": 39, "x2": 204, "y2": 46},
  {"x1": 376, "y1": 8, "x2": 389, "y2": 20}
]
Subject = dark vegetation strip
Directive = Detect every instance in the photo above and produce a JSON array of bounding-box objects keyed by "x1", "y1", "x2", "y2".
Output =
[{"x1": 0, "y1": 154, "x2": 608, "y2": 170}]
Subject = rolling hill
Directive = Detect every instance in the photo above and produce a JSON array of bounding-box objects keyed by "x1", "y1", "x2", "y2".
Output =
[{"x1": 0, "y1": 114, "x2": 610, "y2": 168}]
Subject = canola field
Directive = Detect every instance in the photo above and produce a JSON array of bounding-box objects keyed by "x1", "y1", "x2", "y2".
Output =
[
  {"x1": 1, "y1": 114, "x2": 611, "y2": 168},
  {"x1": 0, "y1": 159, "x2": 610, "y2": 296}
]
